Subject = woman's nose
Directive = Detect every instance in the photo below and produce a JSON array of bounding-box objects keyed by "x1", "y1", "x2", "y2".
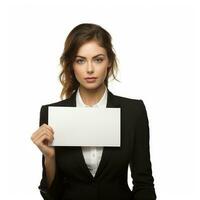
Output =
[{"x1": 86, "y1": 61, "x2": 94, "y2": 73}]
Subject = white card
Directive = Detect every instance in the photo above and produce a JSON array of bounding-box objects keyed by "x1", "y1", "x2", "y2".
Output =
[{"x1": 48, "y1": 107, "x2": 121, "y2": 146}]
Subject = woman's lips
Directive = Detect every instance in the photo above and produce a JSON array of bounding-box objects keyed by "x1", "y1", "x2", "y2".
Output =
[{"x1": 85, "y1": 78, "x2": 97, "y2": 83}]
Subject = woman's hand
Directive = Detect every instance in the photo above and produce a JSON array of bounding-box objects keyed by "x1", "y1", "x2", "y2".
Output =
[{"x1": 31, "y1": 123, "x2": 55, "y2": 158}]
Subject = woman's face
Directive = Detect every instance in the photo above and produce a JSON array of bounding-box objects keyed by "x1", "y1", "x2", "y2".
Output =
[{"x1": 73, "y1": 40, "x2": 110, "y2": 91}]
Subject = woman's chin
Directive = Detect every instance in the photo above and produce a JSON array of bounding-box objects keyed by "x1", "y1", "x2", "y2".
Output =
[{"x1": 80, "y1": 83, "x2": 104, "y2": 91}]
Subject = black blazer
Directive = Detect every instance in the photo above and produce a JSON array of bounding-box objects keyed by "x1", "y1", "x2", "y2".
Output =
[{"x1": 38, "y1": 88, "x2": 157, "y2": 200}]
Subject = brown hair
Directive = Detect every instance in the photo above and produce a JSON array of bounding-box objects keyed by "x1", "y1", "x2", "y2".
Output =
[{"x1": 59, "y1": 23, "x2": 120, "y2": 100}]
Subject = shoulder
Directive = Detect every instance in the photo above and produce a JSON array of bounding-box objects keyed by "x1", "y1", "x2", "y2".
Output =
[
  {"x1": 113, "y1": 93, "x2": 146, "y2": 110},
  {"x1": 41, "y1": 99, "x2": 69, "y2": 107},
  {"x1": 113, "y1": 94, "x2": 149, "y2": 127},
  {"x1": 39, "y1": 98, "x2": 70, "y2": 115},
  {"x1": 112, "y1": 93, "x2": 148, "y2": 120}
]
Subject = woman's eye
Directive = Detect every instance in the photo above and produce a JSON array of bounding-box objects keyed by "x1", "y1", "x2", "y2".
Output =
[
  {"x1": 75, "y1": 58, "x2": 103, "y2": 64},
  {"x1": 76, "y1": 59, "x2": 84, "y2": 64},
  {"x1": 95, "y1": 58, "x2": 103, "y2": 63}
]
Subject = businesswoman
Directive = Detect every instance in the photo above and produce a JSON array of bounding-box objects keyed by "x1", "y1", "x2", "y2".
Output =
[{"x1": 31, "y1": 23, "x2": 157, "y2": 200}]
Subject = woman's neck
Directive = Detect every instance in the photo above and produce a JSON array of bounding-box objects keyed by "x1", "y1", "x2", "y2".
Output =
[{"x1": 78, "y1": 84, "x2": 106, "y2": 106}]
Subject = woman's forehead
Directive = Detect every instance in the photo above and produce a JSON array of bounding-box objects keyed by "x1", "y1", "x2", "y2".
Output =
[{"x1": 76, "y1": 41, "x2": 107, "y2": 58}]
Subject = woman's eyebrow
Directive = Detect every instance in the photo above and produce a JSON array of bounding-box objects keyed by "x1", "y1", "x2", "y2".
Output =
[{"x1": 75, "y1": 54, "x2": 105, "y2": 59}]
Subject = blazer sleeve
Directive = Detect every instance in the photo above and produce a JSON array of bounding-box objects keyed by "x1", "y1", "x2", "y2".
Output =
[
  {"x1": 37, "y1": 105, "x2": 65, "y2": 200},
  {"x1": 130, "y1": 100, "x2": 157, "y2": 200}
]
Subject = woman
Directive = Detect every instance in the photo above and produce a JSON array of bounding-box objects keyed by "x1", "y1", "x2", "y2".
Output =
[{"x1": 31, "y1": 23, "x2": 157, "y2": 200}]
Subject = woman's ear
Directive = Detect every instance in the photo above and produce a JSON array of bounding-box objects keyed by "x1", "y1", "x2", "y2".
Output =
[
  {"x1": 107, "y1": 65, "x2": 111, "y2": 76},
  {"x1": 108, "y1": 61, "x2": 111, "y2": 68}
]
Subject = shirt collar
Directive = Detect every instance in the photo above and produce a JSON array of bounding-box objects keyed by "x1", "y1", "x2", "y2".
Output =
[{"x1": 76, "y1": 86, "x2": 108, "y2": 108}]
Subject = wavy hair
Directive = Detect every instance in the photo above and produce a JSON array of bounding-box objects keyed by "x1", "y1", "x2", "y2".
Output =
[{"x1": 59, "y1": 23, "x2": 120, "y2": 100}]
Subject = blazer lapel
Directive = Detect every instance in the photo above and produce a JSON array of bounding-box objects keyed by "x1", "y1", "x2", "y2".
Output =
[{"x1": 63, "y1": 88, "x2": 121, "y2": 181}]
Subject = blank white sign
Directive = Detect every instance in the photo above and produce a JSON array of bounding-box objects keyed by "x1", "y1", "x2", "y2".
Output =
[{"x1": 48, "y1": 106, "x2": 121, "y2": 146}]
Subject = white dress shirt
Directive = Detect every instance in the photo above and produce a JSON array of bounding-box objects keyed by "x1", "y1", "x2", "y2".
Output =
[{"x1": 76, "y1": 86, "x2": 108, "y2": 177}]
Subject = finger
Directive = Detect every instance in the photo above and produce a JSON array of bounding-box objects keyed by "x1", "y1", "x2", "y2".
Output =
[
  {"x1": 31, "y1": 129, "x2": 40, "y2": 141},
  {"x1": 31, "y1": 127, "x2": 54, "y2": 142},
  {"x1": 31, "y1": 124, "x2": 54, "y2": 141},
  {"x1": 42, "y1": 124, "x2": 54, "y2": 133},
  {"x1": 33, "y1": 132, "x2": 54, "y2": 146},
  {"x1": 35, "y1": 135, "x2": 53, "y2": 154},
  {"x1": 37, "y1": 128, "x2": 54, "y2": 141},
  {"x1": 33, "y1": 132, "x2": 54, "y2": 143},
  {"x1": 33, "y1": 131, "x2": 54, "y2": 145}
]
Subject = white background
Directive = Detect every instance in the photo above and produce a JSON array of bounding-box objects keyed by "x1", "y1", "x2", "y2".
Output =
[{"x1": 3, "y1": 0, "x2": 199, "y2": 199}]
